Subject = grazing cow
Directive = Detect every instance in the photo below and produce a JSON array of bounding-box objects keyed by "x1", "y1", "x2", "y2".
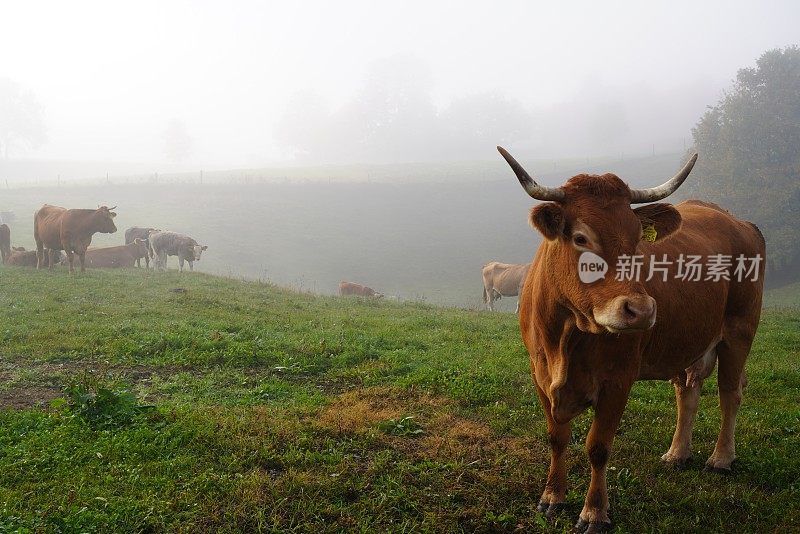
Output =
[
  {"x1": 481, "y1": 262, "x2": 531, "y2": 312},
  {"x1": 0, "y1": 223, "x2": 10, "y2": 263},
  {"x1": 34, "y1": 205, "x2": 118, "y2": 273},
  {"x1": 7, "y1": 247, "x2": 64, "y2": 267},
  {"x1": 124, "y1": 227, "x2": 158, "y2": 267},
  {"x1": 339, "y1": 281, "x2": 383, "y2": 298},
  {"x1": 85, "y1": 239, "x2": 150, "y2": 268},
  {"x1": 149, "y1": 231, "x2": 207, "y2": 272},
  {"x1": 497, "y1": 146, "x2": 764, "y2": 532}
]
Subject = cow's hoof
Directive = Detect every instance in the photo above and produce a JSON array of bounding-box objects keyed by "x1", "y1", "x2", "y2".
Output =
[
  {"x1": 536, "y1": 501, "x2": 548, "y2": 513},
  {"x1": 704, "y1": 463, "x2": 733, "y2": 475},
  {"x1": 574, "y1": 518, "x2": 612, "y2": 533},
  {"x1": 705, "y1": 455, "x2": 735, "y2": 474},
  {"x1": 545, "y1": 502, "x2": 568, "y2": 520},
  {"x1": 661, "y1": 454, "x2": 693, "y2": 470}
]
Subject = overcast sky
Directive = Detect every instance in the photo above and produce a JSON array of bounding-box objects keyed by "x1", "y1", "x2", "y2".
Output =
[{"x1": 1, "y1": 0, "x2": 798, "y2": 168}]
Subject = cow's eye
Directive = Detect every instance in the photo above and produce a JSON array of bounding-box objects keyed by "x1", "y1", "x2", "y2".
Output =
[{"x1": 573, "y1": 234, "x2": 588, "y2": 247}]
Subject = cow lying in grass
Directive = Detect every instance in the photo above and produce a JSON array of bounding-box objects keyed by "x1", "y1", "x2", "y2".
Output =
[
  {"x1": 6, "y1": 247, "x2": 64, "y2": 267},
  {"x1": 85, "y1": 239, "x2": 150, "y2": 268},
  {"x1": 339, "y1": 281, "x2": 383, "y2": 298}
]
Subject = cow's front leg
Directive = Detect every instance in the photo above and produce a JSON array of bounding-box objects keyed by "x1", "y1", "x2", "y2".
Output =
[
  {"x1": 78, "y1": 252, "x2": 86, "y2": 273},
  {"x1": 535, "y1": 384, "x2": 570, "y2": 518},
  {"x1": 188, "y1": 260, "x2": 194, "y2": 271},
  {"x1": 65, "y1": 250, "x2": 75, "y2": 274},
  {"x1": 576, "y1": 382, "x2": 631, "y2": 533}
]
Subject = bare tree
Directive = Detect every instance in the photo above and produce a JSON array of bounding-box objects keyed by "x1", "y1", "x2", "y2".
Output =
[
  {"x1": 0, "y1": 78, "x2": 46, "y2": 159},
  {"x1": 163, "y1": 118, "x2": 193, "y2": 162}
]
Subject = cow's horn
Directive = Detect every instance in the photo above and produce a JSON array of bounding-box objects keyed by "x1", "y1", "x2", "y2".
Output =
[
  {"x1": 629, "y1": 154, "x2": 698, "y2": 204},
  {"x1": 497, "y1": 146, "x2": 565, "y2": 201},
  {"x1": 107, "y1": 205, "x2": 117, "y2": 210}
]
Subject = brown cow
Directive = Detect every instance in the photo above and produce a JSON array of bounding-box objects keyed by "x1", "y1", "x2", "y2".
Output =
[
  {"x1": 0, "y1": 223, "x2": 10, "y2": 263},
  {"x1": 7, "y1": 247, "x2": 64, "y2": 267},
  {"x1": 498, "y1": 146, "x2": 764, "y2": 532},
  {"x1": 85, "y1": 239, "x2": 149, "y2": 268},
  {"x1": 34, "y1": 205, "x2": 118, "y2": 273},
  {"x1": 339, "y1": 281, "x2": 383, "y2": 298},
  {"x1": 481, "y1": 262, "x2": 530, "y2": 312}
]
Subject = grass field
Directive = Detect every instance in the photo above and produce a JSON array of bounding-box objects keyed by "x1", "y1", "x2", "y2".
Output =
[{"x1": 0, "y1": 267, "x2": 798, "y2": 532}]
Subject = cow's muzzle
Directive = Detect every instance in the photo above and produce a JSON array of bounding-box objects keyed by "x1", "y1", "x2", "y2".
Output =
[{"x1": 593, "y1": 294, "x2": 656, "y2": 333}]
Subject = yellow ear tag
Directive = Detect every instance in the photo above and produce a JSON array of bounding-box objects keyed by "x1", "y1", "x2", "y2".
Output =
[{"x1": 642, "y1": 225, "x2": 657, "y2": 243}]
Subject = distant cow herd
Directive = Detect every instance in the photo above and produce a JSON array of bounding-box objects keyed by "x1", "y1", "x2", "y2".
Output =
[
  {"x1": 0, "y1": 205, "x2": 208, "y2": 274},
  {"x1": 2, "y1": 204, "x2": 527, "y2": 308}
]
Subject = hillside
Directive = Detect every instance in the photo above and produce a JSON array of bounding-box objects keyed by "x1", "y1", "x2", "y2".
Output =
[
  {"x1": 0, "y1": 152, "x2": 711, "y2": 311},
  {"x1": 764, "y1": 280, "x2": 800, "y2": 308},
  {"x1": 0, "y1": 268, "x2": 798, "y2": 532}
]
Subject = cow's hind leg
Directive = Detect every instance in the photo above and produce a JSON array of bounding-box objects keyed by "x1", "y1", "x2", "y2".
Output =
[
  {"x1": 661, "y1": 345, "x2": 716, "y2": 468},
  {"x1": 706, "y1": 320, "x2": 754, "y2": 472},
  {"x1": 661, "y1": 375, "x2": 703, "y2": 467},
  {"x1": 535, "y1": 384, "x2": 570, "y2": 519}
]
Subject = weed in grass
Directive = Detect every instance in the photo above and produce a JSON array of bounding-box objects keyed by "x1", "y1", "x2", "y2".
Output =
[
  {"x1": 378, "y1": 416, "x2": 424, "y2": 436},
  {"x1": 54, "y1": 372, "x2": 153, "y2": 429}
]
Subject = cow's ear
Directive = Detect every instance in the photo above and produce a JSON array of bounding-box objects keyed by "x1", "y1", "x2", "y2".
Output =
[
  {"x1": 633, "y1": 203, "x2": 682, "y2": 241},
  {"x1": 529, "y1": 202, "x2": 565, "y2": 240}
]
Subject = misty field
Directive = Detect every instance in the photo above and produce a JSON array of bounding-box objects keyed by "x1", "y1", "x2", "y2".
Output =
[
  {"x1": 0, "y1": 268, "x2": 797, "y2": 532},
  {"x1": 0, "y1": 153, "x2": 692, "y2": 311}
]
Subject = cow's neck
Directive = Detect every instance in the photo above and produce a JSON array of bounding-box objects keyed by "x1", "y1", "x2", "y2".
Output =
[{"x1": 528, "y1": 242, "x2": 641, "y2": 414}]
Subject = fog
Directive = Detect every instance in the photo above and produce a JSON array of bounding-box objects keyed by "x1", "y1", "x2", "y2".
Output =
[{"x1": 2, "y1": 1, "x2": 799, "y2": 175}]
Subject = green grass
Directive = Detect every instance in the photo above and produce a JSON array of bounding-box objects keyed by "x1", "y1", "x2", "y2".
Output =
[{"x1": 0, "y1": 267, "x2": 798, "y2": 532}]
